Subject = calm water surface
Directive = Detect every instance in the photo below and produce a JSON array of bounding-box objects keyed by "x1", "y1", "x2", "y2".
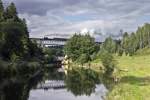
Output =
[
  {"x1": 29, "y1": 68, "x2": 108, "y2": 100},
  {"x1": 29, "y1": 84, "x2": 107, "y2": 100},
  {"x1": 0, "y1": 67, "x2": 108, "y2": 100}
]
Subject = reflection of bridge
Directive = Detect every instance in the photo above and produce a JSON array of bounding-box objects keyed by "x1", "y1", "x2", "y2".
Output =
[{"x1": 36, "y1": 80, "x2": 65, "y2": 90}]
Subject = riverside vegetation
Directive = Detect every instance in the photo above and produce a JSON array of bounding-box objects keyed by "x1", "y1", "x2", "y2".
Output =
[
  {"x1": 64, "y1": 24, "x2": 150, "y2": 100},
  {"x1": 0, "y1": 1, "x2": 47, "y2": 100}
]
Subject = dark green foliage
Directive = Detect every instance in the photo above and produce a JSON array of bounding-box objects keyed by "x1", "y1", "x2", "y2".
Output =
[
  {"x1": 4, "y1": 2, "x2": 18, "y2": 21},
  {"x1": 0, "y1": 1, "x2": 44, "y2": 81},
  {"x1": 15, "y1": 61, "x2": 41, "y2": 78},
  {"x1": 43, "y1": 47, "x2": 63, "y2": 63},
  {"x1": 22, "y1": 18, "x2": 29, "y2": 37},
  {"x1": 0, "y1": 21, "x2": 29, "y2": 60},
  {"x1": 0, "y1": 64, "x2": 43, "y2": 100},
  {"x1": 0, "y1": 0, "x2": 4, "y2": 21},
  {"x1": 28, "y1": 41, "x2": 44, "y2": 61},
  {"x1": 0, "y1": 1, "x2": 43, "y2": 61},
  {"x1": 0, "y1": 60, "x2": 41, "y2": 81},
  {"x1": 0, "y1": 60, "x2": 11, "y2": 80}
]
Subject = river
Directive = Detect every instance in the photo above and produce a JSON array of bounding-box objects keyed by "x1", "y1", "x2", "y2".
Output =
[
  {"x1": 29, "y1": 84, "x2": 107, "y2": 100},
  {"x1": 0, "y1": 67, "x2": 108, "y2": 100}
]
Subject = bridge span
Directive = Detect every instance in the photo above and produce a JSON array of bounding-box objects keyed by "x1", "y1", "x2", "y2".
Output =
[
  {"x1": 30, "y1": 34, "x2": 101, "y2": 48},
  {"x1": 30, "y1": 34, "x2": 70, "y2": 48}
]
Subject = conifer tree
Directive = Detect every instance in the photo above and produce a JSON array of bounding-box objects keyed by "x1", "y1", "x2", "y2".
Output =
[
  {"x1": 0, "y1": 0, "x2": 4, "y2": 21},
  {"x1": 4, "y1": 2, "x2": 18, "y2": 21}
]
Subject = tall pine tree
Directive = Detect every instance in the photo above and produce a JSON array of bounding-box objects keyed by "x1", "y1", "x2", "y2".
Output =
[
  {"x1": 4, "y1": 2, "x2": 18, "y2": 21},
  {"x1": 0, "y1": 0, "x2": 4, "y2": 21}
]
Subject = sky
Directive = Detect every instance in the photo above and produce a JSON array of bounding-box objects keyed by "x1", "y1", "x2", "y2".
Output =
[{"x1": 2, "y1": 0, "x2": 150, "y2": 40}]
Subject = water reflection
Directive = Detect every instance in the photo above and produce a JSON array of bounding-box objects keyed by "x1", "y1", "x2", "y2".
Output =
[
  {"x1": 0, "y1": 67, "x2": 107, "y2": 100},
  {"x1": 65, "y1": 68, "x2": 101, "y2": 96},
  {"x1": 0, "y1": 79, "x2": 26, "y2": 100},
  {"x1": 29, "y1": 67, "x2": 107, "y2": 100},
  {"x1": 0, "y1": 70, "x2": 43, "y2": 100},
  {"x1": 44, "y1": 68, "x2": 65, "y2": 80}
]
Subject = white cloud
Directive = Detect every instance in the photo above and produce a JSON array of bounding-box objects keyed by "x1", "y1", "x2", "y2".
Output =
[{"x1": 9, "y1": 0, "x2": 150, "y2": 41}]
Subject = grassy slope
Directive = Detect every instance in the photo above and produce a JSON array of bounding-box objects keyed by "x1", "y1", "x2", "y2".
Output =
[
  {"x1": 71, "y1": 48, "x2": 150, "y2": 100},
  {"x1": 107, "y1": 53, "x2": 150, "y2": 100}
]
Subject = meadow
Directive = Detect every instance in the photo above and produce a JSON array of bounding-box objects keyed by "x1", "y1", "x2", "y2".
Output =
[{"x1": 106, "y1": 53, "x2": 150, "y2": 100}]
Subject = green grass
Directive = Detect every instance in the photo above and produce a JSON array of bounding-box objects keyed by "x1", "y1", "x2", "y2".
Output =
[
  {"x1": 135, "y1": 47, "x2": 150, "y2": 56},
  {"x1": 106, "y1": 54, "x2": 150, "y2": 100},
  {"x1": 70, "y1": 49, "x2": 150, "y2": 100}
]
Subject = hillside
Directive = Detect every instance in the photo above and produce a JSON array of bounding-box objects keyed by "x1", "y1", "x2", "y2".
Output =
[
  {"x1": 107, "y1": 49, "x2": 150, "y2": 100},
  {"x1": 135, "y1": 47, "x2": 150, "y2": 56}
]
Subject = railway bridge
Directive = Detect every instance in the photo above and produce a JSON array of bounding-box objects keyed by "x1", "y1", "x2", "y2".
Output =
[{"x1": 30, "y1": 34, "x2": 70, "y2": 48}]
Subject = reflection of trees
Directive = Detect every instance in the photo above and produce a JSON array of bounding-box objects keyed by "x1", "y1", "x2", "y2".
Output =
[
  {"x1": 0, "y1": 70, "x2": 44, "y2": 100},
  {"x1": 65, "y1": 68, "x2": 100, "y2": 96},
  {"x1": 0, "y1": 80, "x2": 25, "y2": 100},
  {"x1": 44, "y1": 68, "x2": 65, "y2": 80},
  {"x1": 0, "y1": 78, "x2": 31, "y2": 100}
]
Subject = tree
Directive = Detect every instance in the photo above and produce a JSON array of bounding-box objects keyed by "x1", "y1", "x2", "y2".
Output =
[
  {"x1": 100, "y1": 50, "x2": 117, "y2": 78},
  {"x1": 64, "y1": 34, "x2": 97, "y2": 64},
  {"x1": 0, "y1": 1, "x2": 44, "y2": 61},
  {"x1": 43, "y1": 47, "x2": 63, "y2": 63},
  {"x1": 119, "y1": 23, "x2": 150, "y2": 56},
  {"x1": 4, "y1": 2, "x2": 18, "y2": 21},
  {"x1": 77, "y1": 54, "x2": 91, "y2": 65},
  {"x1": 127, "y1": 32, "x2": 138, "y2": 56},
  {"x1": 22, "y1": 18, "x2": 29, "y2": 37},
  {"x1": 102, "y1": 36, "x2": 117, "y2": 53},
  {"x1": 121, "y1": 32, "x2": 130, "y2": 55},
  {"x1": 0, "y1": 21, "x2": 29, "y2": 60},
  {"x1": 0, "y1": 0, "x2": 4, "y2": 21}
]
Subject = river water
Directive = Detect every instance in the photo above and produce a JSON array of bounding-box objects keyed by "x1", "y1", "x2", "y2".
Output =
[
  {"x1": 0, "y1": 68, "x2": 108, "y2": 100},
  {"x1": 29, "y1": 84, "x2": 107, "y2": 100},
  {"x1": 29, "y1": 68, "x2": 108, "y2": 100}
]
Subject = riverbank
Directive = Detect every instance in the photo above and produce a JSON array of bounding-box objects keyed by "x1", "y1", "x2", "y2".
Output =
[
  {"x1": 105, "y1": 55, "x2": 150, "y2": 100},
  {"x1": 56, "y1": 52, "x2": 150, "y2": 100},
  {"x1": 87, "y1": 52, "x2": 150, "y2": 100}
]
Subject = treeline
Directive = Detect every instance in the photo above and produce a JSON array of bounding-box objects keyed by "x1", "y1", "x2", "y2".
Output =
[
  {"x1": 0, "y1": 0, "x2": 43, "y2": 61},
  {"x1": 0, "y1": 0, "x2": 44, "y2": 80},
  {"x1": 64, "y1": 23, "x2": 150, "y2": 78},
  {"x1": 102, "y1": 23, "x2": 150, "y2": 56}
]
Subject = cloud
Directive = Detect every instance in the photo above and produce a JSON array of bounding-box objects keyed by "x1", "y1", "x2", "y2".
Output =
[{"x1": 3, "y1": 0, "x2": 150, "y2": 41}]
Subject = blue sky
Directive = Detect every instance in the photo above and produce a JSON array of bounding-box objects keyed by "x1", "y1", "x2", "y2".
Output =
[{"x1": 3, "y1": 0, "x2": 150, "y2": 40}]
